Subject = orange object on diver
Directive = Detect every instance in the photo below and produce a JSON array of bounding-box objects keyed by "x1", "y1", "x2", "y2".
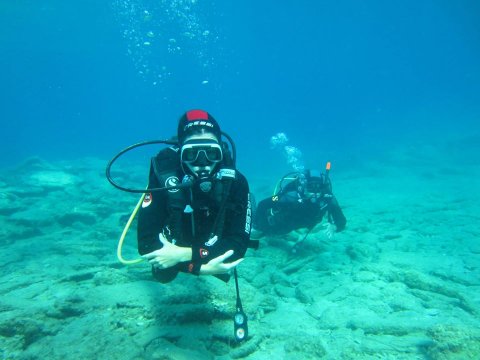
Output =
[{"x1": 326, "y1": 161, "x2": 331, "y2": 171}]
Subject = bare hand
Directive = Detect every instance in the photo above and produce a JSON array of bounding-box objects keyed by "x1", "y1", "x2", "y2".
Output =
[
  {"x1": 200, "y1": 250, "x2": 243, "y2": 275},
  {"x1": 322, "y1": 223, "x2": 337, "y2": 240},
  {"x1": 142, "y1": 233, "x2": 190, "y2": 269}
]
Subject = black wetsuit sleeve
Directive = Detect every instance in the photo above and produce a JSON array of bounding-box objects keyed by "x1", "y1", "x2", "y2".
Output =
[
  {"x1": 327, "y1": 195, "x2": 347, "y2": 232},
  {"x1": 137, "y1": 164, "x2": 168, "y2": 255}
]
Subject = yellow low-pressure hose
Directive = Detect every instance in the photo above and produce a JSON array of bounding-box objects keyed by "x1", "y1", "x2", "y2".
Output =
[{"x1": 117, "y1": 193, "x2": 146, "y2": 265}]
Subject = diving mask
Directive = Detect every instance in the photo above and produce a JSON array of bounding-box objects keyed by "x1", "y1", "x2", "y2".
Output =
[
  {"x1": 181, "y1": 142, "x2": 223, "y2": 164},
  {"x1": 180, "y1": 138, "x2": 223, "y2": 184}
]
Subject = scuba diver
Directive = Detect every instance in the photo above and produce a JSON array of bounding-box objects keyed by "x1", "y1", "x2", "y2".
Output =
[
  {"x1": 254, "y1": 167, "x2": 346, "y2": 247},
  {"x1": 106, "y1": 109, "x2": 255, "y2": 342},
  {"x1": 137, "y1": 109, "x2": 254, "y2": 283}
]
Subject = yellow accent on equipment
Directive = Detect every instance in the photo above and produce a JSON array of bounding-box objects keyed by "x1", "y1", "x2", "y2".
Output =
[{"x1": 117, "y1": 193, "x2": 146, "y2": 265}]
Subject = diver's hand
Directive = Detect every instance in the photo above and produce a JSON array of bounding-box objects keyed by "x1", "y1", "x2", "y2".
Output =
[
  {"x1": 142, "y1": 233, "x2": 192, "y2": 269},
  {"x1": 200, "y1": 250, "x2": 243, "y2": 275},
  {"x1": 323, "y1": 223, "x2": 337, "y2": 240}
]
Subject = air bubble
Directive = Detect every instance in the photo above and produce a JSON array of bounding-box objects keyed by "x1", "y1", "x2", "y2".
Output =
[{"x1": 113, "y1": 0, "x2": 219, "y2": 86}]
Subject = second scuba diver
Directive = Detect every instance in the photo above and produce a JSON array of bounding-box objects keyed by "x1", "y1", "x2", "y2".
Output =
[{"x1": 254, "y1": 167, "x2": 346, "y2": 246}]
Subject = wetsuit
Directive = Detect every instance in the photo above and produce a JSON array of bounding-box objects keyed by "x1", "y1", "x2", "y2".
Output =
[
  {"x1": 137, "y1": 146, "x2": 252, "y2": 282},
  {"x1": 255, "y1": 174, "x2": 346, "y2": 235}
]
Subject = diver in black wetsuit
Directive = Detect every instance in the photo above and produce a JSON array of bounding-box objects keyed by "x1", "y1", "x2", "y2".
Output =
[
  {"x1": 254, "y1": 168, "x2": 346, "y2": 240},
  {"x1": 137, "y1": 109, "x2": 254, "y2": 283},
  {"x1": 107, "y1": 109, "x2": 254, "y2": 342}
]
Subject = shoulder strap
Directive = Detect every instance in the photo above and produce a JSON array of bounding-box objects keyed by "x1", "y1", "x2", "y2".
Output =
[
  {"x1": 150, "y1": 147, "x2": 187, "y2": 240},
  {"x1": 211, "y1": 179, "x2": 233, "y2": 239}
]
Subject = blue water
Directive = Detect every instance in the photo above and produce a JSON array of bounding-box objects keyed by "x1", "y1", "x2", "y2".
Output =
[
  {"x1": 1, "y1": 0, "x2": 479, "y2": 174},
  {"x1": 2, "y1": 3, "x2": 480, "y2": 358}
]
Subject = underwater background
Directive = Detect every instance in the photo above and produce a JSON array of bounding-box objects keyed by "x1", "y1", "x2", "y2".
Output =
[{"x1": 1, "y1": 1, "x2": 479, "y2": 359}]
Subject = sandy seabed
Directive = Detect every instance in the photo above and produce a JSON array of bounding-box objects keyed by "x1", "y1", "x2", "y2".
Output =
[{"x1": 1, "y1": 140, "x2": 479, "y2": 359}]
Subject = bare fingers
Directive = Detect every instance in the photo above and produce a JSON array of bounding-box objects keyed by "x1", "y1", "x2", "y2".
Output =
[{"x1": 224, "y1": 258, "x2": 244, "y2": 270}]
